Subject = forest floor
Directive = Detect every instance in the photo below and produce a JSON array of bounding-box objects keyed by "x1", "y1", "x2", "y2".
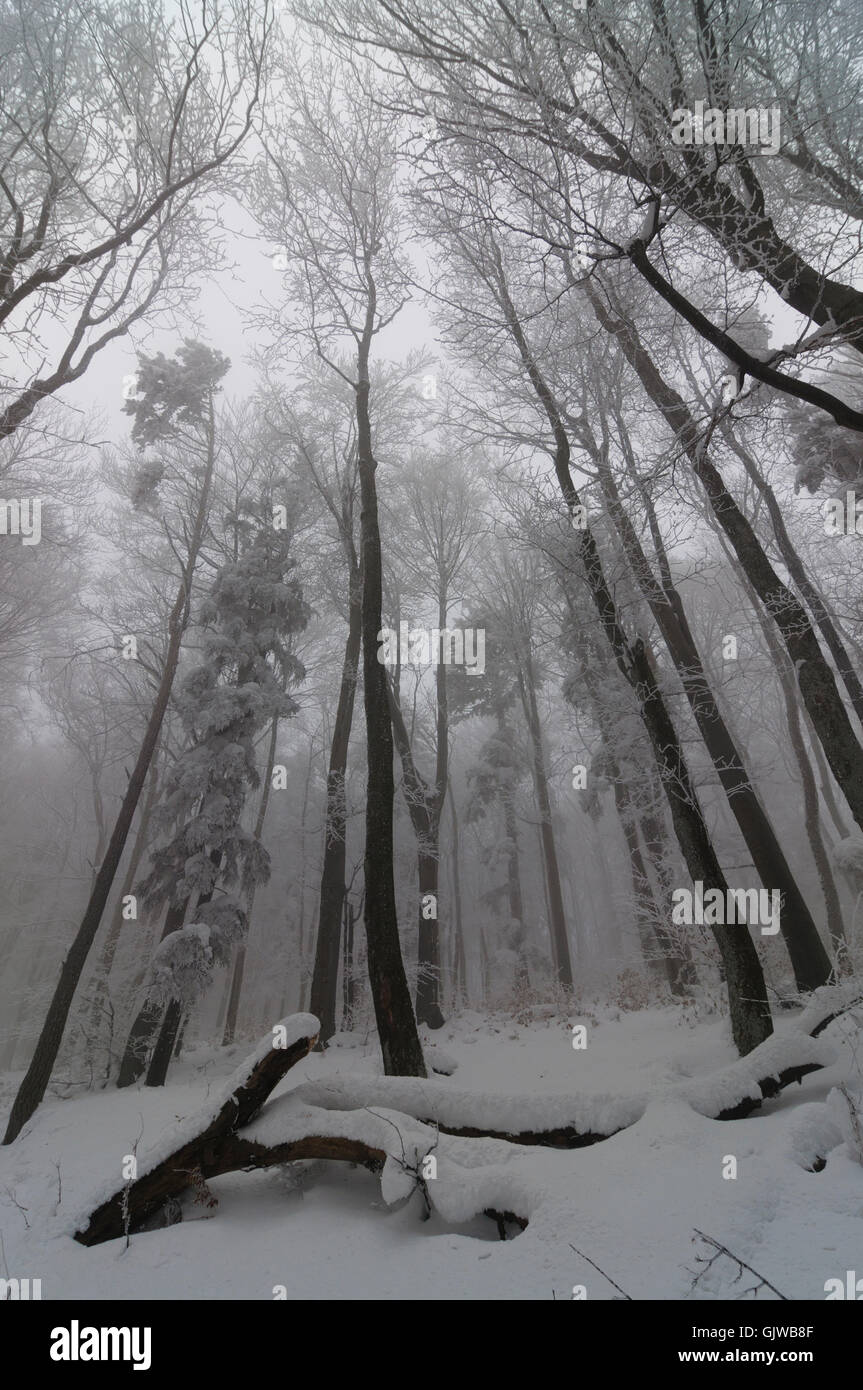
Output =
[{"x1": 1, "y1": 1002, "x2": 861, "y2": 1300}]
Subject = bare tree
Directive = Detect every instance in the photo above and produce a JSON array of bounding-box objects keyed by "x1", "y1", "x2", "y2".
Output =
[
  {"x1": 3, "y1": 341, "x2": 227, "y2": 1142},
  {"x1": 251, "y1": 45, "x2": 425, "y2": 1074}
]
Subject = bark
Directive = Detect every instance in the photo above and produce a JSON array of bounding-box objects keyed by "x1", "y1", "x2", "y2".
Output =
[
  {"x1": 116, "y1": 900, "x2": 186, "y2": 1089},
  {"x1": 714, "y1": 530, "x2": 848, "y2": 973},
  {"x1": 499, "y1": 740, "x2": 530, "y2": 990},
  {"x1": 223, "y1": 713, "x2": 282, "y2": 1046},
  {"x1": 2, "y1": 403, "x2": 216, "y2": 1144},
  {"x1": 145, "y1": 998, "x2": 183, "y2": 1087},
  {"x1": 86, "y1": 751, "x2": 162, "y2": 1036},
  {"x1": 76, "y1": 1023, "x2": 319, "y2": 1246},
  {"x1": 584, "y1": 275, "x2": 863, "y2": 836},
  {"x1": 636, "y1": 786, "x2": 699, "y2": 996},
  {"x1": 144, "y1": 845, "x2": 224, "y2": 1088},
  {"x1": 342, "y1": 892, "x2": 358, "y2": 1026},
  {"x1": 719, "y1": 425, "x2": 863, "y2": 728},
  {"x1": 355, "y1": 291, "x2": 426, "y2": 1076},
  {"x1": 591, "y1": 428, "x2": 831, "y2": 991},
  {"x1": 800, "y1": 704, "x2": 852, "y2": 840},
  {"x1": 490, "y1": 254, "x2": 770, "y2": 1051},
  {"x1": 516, "y1": 658, "x2": 574, "y2": 988},
  {"x1": 447, "y1": 780, "x2": 467, "y2": 1007},
  {"x1": 309, "y1": 559, "x2": 362, "y2": 1044},
  {"x1": 386, "y1": 681, "x2": 446, "y2": 1028}
]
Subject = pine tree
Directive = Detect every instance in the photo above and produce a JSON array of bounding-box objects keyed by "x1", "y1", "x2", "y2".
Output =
[{"x1": 118, "y1": 523, "x2": 308, "y2": 1087}]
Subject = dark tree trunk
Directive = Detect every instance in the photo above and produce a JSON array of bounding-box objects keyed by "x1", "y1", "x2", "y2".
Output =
[
  {"x1": 447, "y1": 781, "x2": 467, "y2": 1007},
  {"x1": 145, "y1": 846, "x2": 223, "y2": 1089},
  {"x1": 342, "y1": 894, "x2": 357, "y2": 1027},
  {"x1": 386, "y1": 682, "x2": 446, "y2": 1029},
  {"x1": 714, "y1": 528, "x2": 849, "y2": 974},
  {"x1": 490, "y1": 263, "x2": 771, "y2": 1052},
  {"x1": 146, "y1": 999, "x2": 183, "y2": 1086},
  {"x1": 593, "y1": 436, "x2": 831, "y2": 992},
  {"x1": 720, "y1": 425, "x2": 863, "y2": 727},
  {"x1": 500, "y1": 757, "x2": 530, "y2": 989},
  {"x1": 416, "y1": 851, "x2": 443, "y2": 1028},
  {"x1": 355, "y1": 307, "x2": 425, "y2": 1076},
  {"x1": 116, "y1": 900, "x2": 185, "y2": 1089},
  {"x1": 585, "y1": 277, "x2": 863, "y2": 837},
  {"x1": 517, "y1": 659, "x2": 573, "y2": 987},
  {"x1": 223, "y1": 713, "x2": 282, "y2": 1046},
  {"x1": 309, "y1": 559, "x2": 362, "y2": 1044},
  {"x1": 3, "y1": 403, "x2": 217, "y2": 1143},
  {"x1": 87, "y1": 750, "x2": 162, "y2": 1035}
]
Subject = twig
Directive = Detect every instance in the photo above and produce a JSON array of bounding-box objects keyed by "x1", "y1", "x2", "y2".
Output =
[
  {"x1": 569, "y1": 1243, "x2": 632, "y2": 1299},
  {"x1": 691, "y1": 1229, "x2": 788, "y2": 1299}
]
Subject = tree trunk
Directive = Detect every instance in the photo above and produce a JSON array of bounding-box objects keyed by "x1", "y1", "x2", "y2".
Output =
[
  {"x1": 800, "y1": 703, "x2": 852, "y2": 839},
  {"x1": 720, "y1": 424, "x2": 863, "y2": 727},
  {"x1": 146, "y1": 999, "x2": 183, "y2": 1086},
  {"x1": 144, "y1": 846, "x2": 224, "y2": 1089},
  {"x1": 86, "y1": 750, "x2": 162, "y2": 1036},
  {"x1": 636, "y1": 785, "x2": 699, "y2": 996},
  {"x1": 594, "y1": 436, "x2": 831, "y2": 991},
  {"x1": 714, "y1": 529, "x2": 849, "y2": 973},
  {"x1": 517, "y1": 659, "x2": 574, "y2": 987},
  {"x1": 223, "y1": 713, "x2": 282, "y2": 1046},
  {"x1": 448, "y1": 781, "x2": 467, "y2": 1008},
  {"x1": 3, "y1": 402, "x2": 217, "y2": 1143},
  {"x1": 498, "y1": 735, "x2": 530, "y2": 990},
  {"x1": 386, "y1": 681, "x2": 446, "y2": 1029},
  {"x1": 116, "y1": 900, "x2": 185, "y2": 1089},
  {"x1": 355, "y1": 312, "x2": 426, "y2": 1076},
  {"x1": 490, "y1": 263, "x2": 770, "y2": 1051},
  {"x1": 584, "y1": 276, "x2": 863, "y2": 836},
  {"x1": 309, "y1": 560, "x2": 362, "y2": 1044}
]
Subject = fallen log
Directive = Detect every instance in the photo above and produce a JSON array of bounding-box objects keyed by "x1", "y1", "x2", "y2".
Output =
[
  {"x1": 75, "y1": 988, "x2": 863, "y2": 1246},
  {"x1": 75, "y1": 1015, "x2": 320, "y2": 1246}
]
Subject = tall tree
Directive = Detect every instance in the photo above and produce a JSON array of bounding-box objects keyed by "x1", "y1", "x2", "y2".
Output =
[
  {"x1": 121, "y1": 522, "x2": 307, "y2": 1087},
  {"x1": 3, "y1": 340, "x2": 227, "y2": 1142},
  {"x1": 252, "y1": 47, "x2": 425, "y2": 1074}
]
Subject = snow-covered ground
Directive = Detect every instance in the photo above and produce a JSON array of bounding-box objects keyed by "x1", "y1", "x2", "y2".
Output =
[{"x1": 1, "y1": 1003, "x2": 861, "y2": 1300}]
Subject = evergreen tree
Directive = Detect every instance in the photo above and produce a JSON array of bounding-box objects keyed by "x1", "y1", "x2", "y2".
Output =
[{"x1": 120, "y1": 523, "x2": 308, "y2": 1086}]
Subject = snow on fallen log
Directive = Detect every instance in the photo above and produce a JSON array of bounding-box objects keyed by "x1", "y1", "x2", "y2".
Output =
[
  {"x1": 796, "y1": 982, "x2": 863, "y2": 1037},
  {"x1": 291, "y1": 1074, "x2": 645, "y2": 1144},
  {"x1": 676, "y1": 1032, "x2": 836, "y2": 1121},
  {"x1": 75, "y1": 985, "x2": 863, "y2": 1246},
  {"x1": 75, "y1": 1014, "x2": 320, "y2": 1246},
  {"x1": 242, "y1": 1093, "x2": 541, "y2": 1228}
]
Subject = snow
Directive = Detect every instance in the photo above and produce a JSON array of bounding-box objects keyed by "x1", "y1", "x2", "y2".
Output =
[
  {"x1": 291, "y1": 1073, "x2": 644, "y2": 1137},
  {"x1": 3, "y1": 1004, "x2": 863, "y2": 1300}
]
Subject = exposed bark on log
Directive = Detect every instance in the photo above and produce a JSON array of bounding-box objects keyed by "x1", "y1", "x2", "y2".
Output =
[{"x1": 76, "y1": 1021, "x2": 318, "y2": 1246}]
